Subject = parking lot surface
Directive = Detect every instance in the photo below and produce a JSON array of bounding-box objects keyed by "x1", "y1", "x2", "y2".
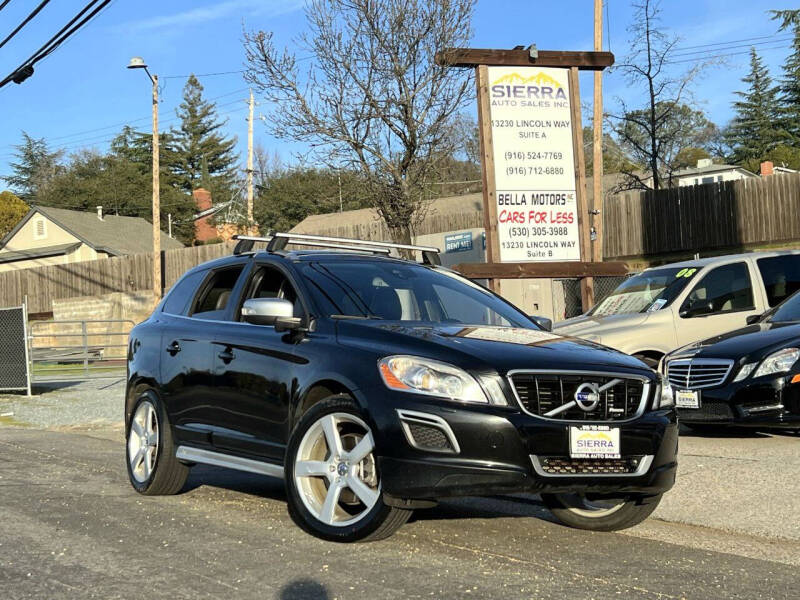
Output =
[{"x1": 1, "y1": 382, "x2": 799, "y2": 598}]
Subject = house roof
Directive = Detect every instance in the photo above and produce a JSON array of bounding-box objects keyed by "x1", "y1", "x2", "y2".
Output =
[
  {"x1": 0, "y1": 206, "x2": 184, "y2": 255},
  {"x1": 0, "y1": 242, "x2": 82, "y2": 264},
  {"x1": 671, "y1": 163, "x2": 757, "y2": 178}
]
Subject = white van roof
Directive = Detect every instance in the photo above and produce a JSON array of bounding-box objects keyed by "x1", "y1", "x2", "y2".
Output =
[{"x1": 644, "y1": 249, "x2": 800, "y2": 272}]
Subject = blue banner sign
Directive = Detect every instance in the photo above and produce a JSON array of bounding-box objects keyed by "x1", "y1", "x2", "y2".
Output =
[{"x1": 444, "y1": 231, "x2": 473, "y2": 253}]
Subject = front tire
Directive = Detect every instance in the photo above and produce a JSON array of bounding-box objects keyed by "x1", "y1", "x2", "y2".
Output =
[
  {"x1": 285, "y1": 396, "x2": 411, "y2": 542},
  {"x1": 126, "y1": 391, "x2": 189, "y2": 495},
  {"x1": 541, "y1": 493, "x2": 662, "y2": 531}
]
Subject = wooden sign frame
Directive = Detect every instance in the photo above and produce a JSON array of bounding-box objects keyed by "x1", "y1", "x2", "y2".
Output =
[{"x1": 437, "y1": 47, "x2": 616, "y2": 310}]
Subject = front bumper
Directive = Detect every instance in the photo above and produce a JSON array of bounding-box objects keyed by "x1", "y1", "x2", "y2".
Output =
[
  {"x1": 360, "y1": 386, "x2": 678, "y2": 500},
  {"x1": 675, "y1": 374, "x2": 800, "y2": 428}
]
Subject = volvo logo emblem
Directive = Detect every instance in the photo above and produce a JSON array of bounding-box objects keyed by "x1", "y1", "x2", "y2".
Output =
[{"x1": 574, "y1": 383, "x2": 601, "y2": 412}]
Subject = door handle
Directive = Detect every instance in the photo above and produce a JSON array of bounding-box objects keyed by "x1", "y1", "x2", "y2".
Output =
[
  {"x1": 217, "y1": 349, "x2": 235, "y2": 363},
  {"x1": 166, "y1": 341, "x2": 181, "y2": 355}
]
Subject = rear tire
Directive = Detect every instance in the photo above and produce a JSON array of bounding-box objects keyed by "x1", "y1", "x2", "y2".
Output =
[
  {"x1": 285, "y1": 395, "x2": 411, "y2": 542},
  {"x1": 126, "y1": 391, "x2": 189, "y2": 495},
  {"x1": 541, "y1": 493, "x2": 662, "y2": 531}
]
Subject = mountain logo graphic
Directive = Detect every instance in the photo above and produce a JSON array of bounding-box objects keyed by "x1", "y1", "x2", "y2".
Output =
[{"x1": 492, "y1": 71, "x2": 563, "y2": 87}]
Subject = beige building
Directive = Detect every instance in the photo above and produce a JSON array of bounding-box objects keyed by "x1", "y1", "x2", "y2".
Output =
[{"x1": 0, "y1": 205, "x2": 183, "y2": 272}]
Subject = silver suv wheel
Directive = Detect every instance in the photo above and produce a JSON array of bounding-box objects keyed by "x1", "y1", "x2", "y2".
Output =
[
  {"x1": 293, "y1": 412, "x2": 379, "y2": 527},
  {"x1": 127, "y1": 399, "x2": 159, "y2": 483}
]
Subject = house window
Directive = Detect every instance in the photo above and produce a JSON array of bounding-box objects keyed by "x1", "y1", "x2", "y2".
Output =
[
  {"x1": 34, "y1": 219, "x2": 47, "y2": 240},
  {"x1": 701, "y1": 176, "x2": 715, "y2": 184},
  {"x1": 717, "y1": 175, "x2": 723, "y2": 182}
]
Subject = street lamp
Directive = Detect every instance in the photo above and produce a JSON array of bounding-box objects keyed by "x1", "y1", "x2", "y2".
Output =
[{"x1": 127, "y1": 56, "x2": 162, "y2": 301}]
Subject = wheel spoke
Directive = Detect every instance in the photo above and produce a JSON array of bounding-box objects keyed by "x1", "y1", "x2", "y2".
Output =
[
  {"x1": 142, "y1": 448, "x2": 153, "y2": 479},
  {"x1": 130, "y1": 420, "x2": 144, "y2": 437},
  {"x1": 320, "y1": 414, "x2": 343, "y2": 457},
  {"x1": 295, "y1": 460, "x2": 328, "y2": 478},
  {"x1": 347, "y1": 475, "x2": 378, "y2": 508},
  {"x1": 319, "y1": 480, "x2": 343, "y2": 525},
  {"x1": 347, "y1": 432, "x2": 374, "y2": 464},
  {"x1": 130, "y1": 446, "x2": 145, "y2": 470}
]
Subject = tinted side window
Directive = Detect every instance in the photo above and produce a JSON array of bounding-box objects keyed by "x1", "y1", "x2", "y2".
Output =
[
  {"x1": 162, "y1": 270, "x2": 206, "y2": 315},
  {"x1": 757, "y1": 256, "x2": 800, "y2": 306},
  {"x1": 239, "y1": 266, "x2": 304, "y2": 320},
  {"x1": 681, "y1": 262, "x2": 754, "y2": 315},
  {"x1": 191, "y1": 266, "x2": 245, "y2": 319}
]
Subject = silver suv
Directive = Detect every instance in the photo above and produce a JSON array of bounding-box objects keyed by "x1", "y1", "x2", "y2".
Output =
[{"x1": 554, "y1": 251, "x2": 800, "y2": 366}]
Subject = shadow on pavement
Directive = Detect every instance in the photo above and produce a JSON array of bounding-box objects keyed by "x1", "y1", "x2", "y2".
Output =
[
  {"x1": 678, "y1": 423, "x2": 770, "y2": 438},
  {"x1": 278, "y1": 579, "x2": 329, "y2": 600}
]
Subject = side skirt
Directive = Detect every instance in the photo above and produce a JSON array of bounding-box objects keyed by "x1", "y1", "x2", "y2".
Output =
[{"x1": 175, "y1": 446, "x2": 284, "y2": 479}]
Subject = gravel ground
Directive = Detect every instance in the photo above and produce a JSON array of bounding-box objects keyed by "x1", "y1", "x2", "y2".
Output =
[
  {"x1": 2, "y1": 381, "x2": 799, "y2": 546},
  {"x1": 0, "y1": 379, "x2": 124, "y2": 429}
]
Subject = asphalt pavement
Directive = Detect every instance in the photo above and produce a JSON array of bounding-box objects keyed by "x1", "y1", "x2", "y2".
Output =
[{"x1": 1, "y1": 425, "x2": 798, "y2": 600}]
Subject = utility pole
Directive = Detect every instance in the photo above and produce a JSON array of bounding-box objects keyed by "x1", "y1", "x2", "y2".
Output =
[
  {"x1": 127, "y1": 57, "x2": 161, "y2": 300},
  {"x1": 152, "y1": 73, "x2": 161, "y2": 299},
  {"x1": 337, "y1": 168, "x2": 343, "y2": 212},
  {"x1": 246, "y1": 89, "x2": 254, "y2": 230},
  {"x1": 168, "y1": 213, "x2": 172, "y2": 238},
  {"x1": 592, "y1": 0, "x2": 604, "y2": 263}
]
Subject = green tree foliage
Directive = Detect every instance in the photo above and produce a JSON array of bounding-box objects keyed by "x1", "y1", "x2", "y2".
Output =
[
  {"x1": 254, "y1": 167, "x2": 372, "y2": 232},
  {"x1": 673, "y1": 147, "x2": 711, "y2": 169},
  {"x1": 2, "y1": 132, "x2": 63, "y2": 201},
  {"x1": 772, "y1": 16, "x2": 800, "y2": 143},
  {"x1": 171, "y1": 75, "x2": 239, "y2": 200},
  {"x1": 724, "y1": 48, "x2": 783, "y2": 165},
  {"x1": 0, "y1": 190, "x2": 29, "y2": 238},
  {"x1": 582, "y1": 127, "x2": 637, "y2": 175}
]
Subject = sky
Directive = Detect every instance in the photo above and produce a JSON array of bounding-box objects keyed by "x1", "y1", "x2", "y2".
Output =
[{"x1": 0, "y1": 0, "x2": 797, "y2": 186}]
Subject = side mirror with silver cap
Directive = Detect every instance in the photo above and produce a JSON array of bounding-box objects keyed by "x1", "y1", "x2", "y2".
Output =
[{"x1": 241, "y1": 297, "x2": 301, "y2": 329}]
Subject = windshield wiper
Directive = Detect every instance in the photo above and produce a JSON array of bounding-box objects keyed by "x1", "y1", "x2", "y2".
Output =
[{"x1": 330, "y1": 314, "x2": 384, "y2": 320}]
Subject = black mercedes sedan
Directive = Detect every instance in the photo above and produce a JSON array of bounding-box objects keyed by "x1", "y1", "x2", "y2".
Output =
[
  {"x1": 664, "y1": 290, "x2": 800, "y2": 432},
  {"x1": 126, "y1": 233, "x2": 677, "y2": 542}
]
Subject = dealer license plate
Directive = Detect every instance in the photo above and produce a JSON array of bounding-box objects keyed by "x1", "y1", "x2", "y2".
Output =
[
  {"x1": 569, "y1": 425, "x2": 621, "y2": 459},
  {"x1": 675, "y1": 389, "x2": 700, "y2": 409}
]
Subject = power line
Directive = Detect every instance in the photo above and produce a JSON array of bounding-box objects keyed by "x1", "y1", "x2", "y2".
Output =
[
  {"x1": 162, "y1": 70, "x2": 246, "y2": 80},
  {"x1": 668, "y1": 36, "x2": 793, "y2": 59},
  {"x1": 0, "y1": 0, "x2": 114, "y2": 89},
  {"x1": 0, "y1": 0, "x2": 52, "y2": 51},
  {"x1": 0, "y1": 0, "x2": 13, "y2": 12},
  {"x1": 665, "y1": 42, "x2": 791, "y2": 65},
  {"x1": 673, "y1": 33, "x2": 792, "y2": 52}
]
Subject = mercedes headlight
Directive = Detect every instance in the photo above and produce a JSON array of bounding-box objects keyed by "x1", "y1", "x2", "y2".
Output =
[
  {"x1": 378, "y1": 356, "x2": 506, "y2": 405},
  {"x1": 753, "y1": 348, "x2": 800, "y2": 378},
  {"x1": 733, "y1": 362, "x2": 757, "y2": 382}
]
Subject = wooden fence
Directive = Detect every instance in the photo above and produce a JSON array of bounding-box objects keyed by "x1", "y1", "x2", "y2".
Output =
[
  {"x1": 603, "y1": 173, "x2": 800, "y2": 260},
  {"x1": 0, "y1": 242, "x2": 236, "y2": 314}
]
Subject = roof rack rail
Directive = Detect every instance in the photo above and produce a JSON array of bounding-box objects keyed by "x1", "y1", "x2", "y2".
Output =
[{"x1": 232, "y1": 233, "x2": 441, "y2": 265}]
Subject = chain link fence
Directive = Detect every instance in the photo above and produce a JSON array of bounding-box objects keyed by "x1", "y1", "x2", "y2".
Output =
[
  {"x1": 552, "y1": 276, "x2": 631, "y2": 322},
  {"x1": 0, "y1": 305, "x2": 31, "y2": 394}
]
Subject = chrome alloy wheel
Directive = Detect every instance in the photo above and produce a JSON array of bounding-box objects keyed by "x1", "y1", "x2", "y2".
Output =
[
  {"x1": 294, "y1": 413, "x2": 380, "y2": 527},
  {"x1": 556, "y1": 493, "x2": 627, "y2": 518},
  {"x1": 128, "y1": 400, "x2": 159, "y2": 483}
]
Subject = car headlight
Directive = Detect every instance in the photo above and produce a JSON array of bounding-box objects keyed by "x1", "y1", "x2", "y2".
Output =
[
  {"x1": 753, "y1": 348, "x2": 800, "y2": 378},
  {"x1": 378, "y1": 355, "x2": 498, "y2": 404},
  {"x1": 655, "y1": 380, "x2": 674, "y2": 408},
  {"x1": 733, "y1": 362, "x2": 757, "y2": 382}
]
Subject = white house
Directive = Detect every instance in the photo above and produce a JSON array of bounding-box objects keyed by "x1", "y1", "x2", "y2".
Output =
[{"x1": 671, "y1": 158, "x2": 757, "y2": 187}]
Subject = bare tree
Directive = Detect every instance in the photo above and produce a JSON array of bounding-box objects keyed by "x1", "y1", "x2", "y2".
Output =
[
  {"x1": 610, "y1": 0, "x2": 712, "y2": 190},
  {"x1": 243, "y1": 0, "x2": 476, "y2": 244}
]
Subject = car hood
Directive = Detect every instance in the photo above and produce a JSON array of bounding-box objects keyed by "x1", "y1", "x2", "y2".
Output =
[
  {"x1": 553, "y1": 311, "x2": 649, "y2": 337},
  {"x1": 336, "y1": 320, "x2": 652, "y2": 376},
  {"x1": 684, "y1": 321, "x2": 800, "y2": 362}
]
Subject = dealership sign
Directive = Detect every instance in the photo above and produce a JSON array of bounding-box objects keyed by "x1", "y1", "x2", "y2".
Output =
[{"x1": 486, "y1": 66, "x2": 581, "y2": 262}]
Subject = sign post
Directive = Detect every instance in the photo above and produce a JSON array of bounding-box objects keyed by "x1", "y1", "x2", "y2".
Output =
[{"x1": 437, "y1": 47, "x2": 618, "y2": 311}]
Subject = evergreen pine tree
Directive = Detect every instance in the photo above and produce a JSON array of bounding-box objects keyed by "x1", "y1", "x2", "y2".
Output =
[
  {"x1": 171, "y1": 75, "x2": 239, "y2": 201},
  {"x1": 2, "y1": 132, "x2": 63, "y2": 201},
  {"x1": 725, "y1": 48, "x2": 783, "y2": 165},
  {"x1": 776, "y1": 22, "x2": 800, "y2": 143}
]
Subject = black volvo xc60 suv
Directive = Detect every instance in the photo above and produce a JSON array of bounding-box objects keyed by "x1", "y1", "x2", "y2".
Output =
[{"x1": 126, "y1": 233, "x2": 677, "y2": 542}]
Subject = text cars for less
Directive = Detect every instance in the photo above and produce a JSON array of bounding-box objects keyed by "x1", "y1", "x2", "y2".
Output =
[{"x1": 125, "y1": 235, "x2": 678, "y2": 542}]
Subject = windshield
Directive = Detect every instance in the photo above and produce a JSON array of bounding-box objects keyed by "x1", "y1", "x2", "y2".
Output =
[
  {"x1": 298, "y1": 260, "x2": 532, "y2": 328},
  {"x1": 769, "y1": 290, "x2": 800, "y2": 322},
  {"x1": 589, "y1": 267, "x2": 700, "y2": 317}
]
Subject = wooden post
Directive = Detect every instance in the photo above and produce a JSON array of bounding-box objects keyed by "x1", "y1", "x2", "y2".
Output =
[
  {"x1": 475, "y1": 64, "x2": 501, "y2": 293},
  {"x1": 568, "y1": 68, "x2": 594, "y2": 310},
  {"x1": 592, "y1": 0, "x2": 604, "y2": 263},
  {"x1": 151, "y1": 73, "x2": 161, "y2": 301},
  {"x1": 247, "y1": 89, "x2": 255, "y2": 229}
]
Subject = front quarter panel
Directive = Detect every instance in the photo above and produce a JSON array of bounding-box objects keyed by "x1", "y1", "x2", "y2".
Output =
[{"x1": 125, "y1": 317, "x2": 163, "y2": 422}]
